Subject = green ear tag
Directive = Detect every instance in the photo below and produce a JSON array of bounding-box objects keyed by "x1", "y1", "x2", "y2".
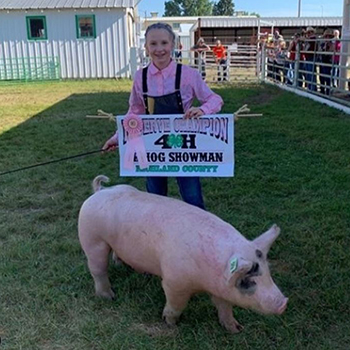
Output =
[{"x1": 230, "y1": 258, "x2": 238, "y2": 273}]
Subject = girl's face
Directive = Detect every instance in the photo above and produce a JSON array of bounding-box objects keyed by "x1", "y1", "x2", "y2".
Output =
[{"x1": 145, "y1": 28, "x2": 174, "y2": 70}]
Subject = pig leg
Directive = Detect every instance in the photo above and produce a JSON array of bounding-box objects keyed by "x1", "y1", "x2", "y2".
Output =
[
  {"x1": 162, "y1": 281, "x2": 191, "y2": 326},
  {"x1": 84, "y1": 241, "x2": 115, "y2": 300},
  {"x1": 211, "y1": 296, "x2": 244, "y2": 333},
  {"x1": 111, "y1": 251, "x2": 123, "y2": 266}
]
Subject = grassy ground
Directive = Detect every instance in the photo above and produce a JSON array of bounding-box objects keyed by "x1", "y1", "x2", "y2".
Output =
[{"x1": 0, "y1": 80, "x2": 350, "y2": 350}]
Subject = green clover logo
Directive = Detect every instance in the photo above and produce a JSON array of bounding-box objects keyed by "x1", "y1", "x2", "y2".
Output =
[{"x1": 167, "y1": 134, "x2": 183, "y2": 148}]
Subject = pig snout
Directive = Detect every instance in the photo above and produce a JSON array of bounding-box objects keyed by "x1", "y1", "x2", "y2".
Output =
[
  {"x1": 276, "y1": 297, "x2": 288, "y2": 315},
  {"x1": 261, "y1": 295, "x2": 288, "y2": 315}
]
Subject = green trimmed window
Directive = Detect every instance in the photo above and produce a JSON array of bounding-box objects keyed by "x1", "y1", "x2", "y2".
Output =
[
  {"x1": 76, "y1": 15, "x2": 96, "y2": 39},
  {"x1": 26, "y1": 16, "x2": 47, "y2": 40}
]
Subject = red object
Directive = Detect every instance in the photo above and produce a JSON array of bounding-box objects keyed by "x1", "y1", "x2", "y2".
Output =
[
  {"x1": 123, "y1": 113, "x2": 143, "y2": 137},
  {"x1": 289, "y1": 41, "x2": 297, "y2": 61},
  {"x1": 213, "y1": 45, "x2": 227, "y2": 60}
]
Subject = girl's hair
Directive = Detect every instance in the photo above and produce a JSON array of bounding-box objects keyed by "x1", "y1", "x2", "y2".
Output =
[{"x1": 145, "y1": 22, "x2": 176, "y2": 44}]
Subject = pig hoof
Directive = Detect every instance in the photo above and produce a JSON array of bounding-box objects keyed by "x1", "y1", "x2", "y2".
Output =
[
  {"x1": 162, "y1": 311, "x2": 180, "y2": 326},
  {"x1": 163, "y1": 315, "x2": 178, "y2": 326},
  {"x1": 222, "y1": 322, "x2": 244, "y2": 334},
  {"x1": 96, "y1": 288, "x2": 116, "y2": 300},
  {"x1": 236, "y1": 323, "x2": 244, "y2": 332}
]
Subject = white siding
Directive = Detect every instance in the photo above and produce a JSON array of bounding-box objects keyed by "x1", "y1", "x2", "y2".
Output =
[
  {"x1": 193, "y1": 16, "x2": 342, "y2": 30},
  {"x1": 178, "y1": 34, "x2": 190, "y2": 59},
  {"x1": 0, "y1": 0, "x2": 136, "y2": 10},
  {"x1": 0, "y1": 8, "x2": 130, "y2": 78}
]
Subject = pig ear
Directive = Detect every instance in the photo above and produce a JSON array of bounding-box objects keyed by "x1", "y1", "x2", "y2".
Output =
[
  {"x1": 226, "y1": 256, "x2": 253, "y2": 285},
  {"x1": 253, "y1": 224, "x2": 280, "y2": 256}
]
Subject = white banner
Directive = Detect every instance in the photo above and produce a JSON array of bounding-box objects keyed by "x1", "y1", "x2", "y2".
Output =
[{"x1": 117, "y1": 114, "x2": 234, "y2": 177}]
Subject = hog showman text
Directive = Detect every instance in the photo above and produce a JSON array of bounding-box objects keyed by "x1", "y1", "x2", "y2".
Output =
[{"x1": 134, "y1": 151, "x2": 224, "y2": 163}]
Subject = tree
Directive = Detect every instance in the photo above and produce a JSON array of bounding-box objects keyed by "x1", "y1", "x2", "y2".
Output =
[
  {"x1": 239, "y1": 11, "x2": 260, "y2": 17},
  {"x1": 164, "y1": 0, "x2": 182, "y2": 16},
  {"x1": 164, "y1": 0, "x2": 213, "y2": 17},
  {"x1": 249, "y1": 12, "x2": 260, "y2": 18},
  {"x1": 213, "y1": 0, "x2": 234, "y2": 16}
]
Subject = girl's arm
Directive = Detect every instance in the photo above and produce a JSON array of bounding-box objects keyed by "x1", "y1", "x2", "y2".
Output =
[
  {"x1": 103, "y1": 71, "x2": 145, "y2": 151},
  {"x1": 128, "y1": 71, "x2": 145, "y2": 115},
  {"x1": 184, "y1": 69, "x2": 223, "y2": 118}
]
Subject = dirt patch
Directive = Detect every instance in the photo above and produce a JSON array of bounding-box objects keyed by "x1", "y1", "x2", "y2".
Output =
[{"x1": 244, "y1": 88, "x2": 283, "y2": 106}]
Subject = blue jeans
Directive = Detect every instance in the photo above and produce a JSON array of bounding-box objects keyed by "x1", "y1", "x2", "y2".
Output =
[
  {"x1": 287, "y1": 62, "x2": 295, "y2": 85},
  {"x1": 305, "y1": 62, "x2": 316, "y2": 91},
  {"x1": 332, "y1": 65, "x2": 339, "y2": 87},
  {"x1": 319, "y1": 64, "x2": 331, "y2": 95},
  {"x1": 217, "y1": 59, "x2": 227, "y2": 81},
  {"x1": 298, "y1": 62, "x2": 307, "y2": 88},
  {"x1": 146, "y1": 177, "x2": 205, "y2": 210}
]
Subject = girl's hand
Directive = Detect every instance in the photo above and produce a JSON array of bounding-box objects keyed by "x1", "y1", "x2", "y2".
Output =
[
  {"x1": 184, "y1": 107, "x2": 204, "y2": 119},
  {"x1": 102, "y1": 133, "x2": 119, "y2": 152}
]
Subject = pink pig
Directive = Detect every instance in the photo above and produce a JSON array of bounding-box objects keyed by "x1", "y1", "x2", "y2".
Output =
[{"x1": 78, "y1": 175, "x2": 288, "y2": 333}]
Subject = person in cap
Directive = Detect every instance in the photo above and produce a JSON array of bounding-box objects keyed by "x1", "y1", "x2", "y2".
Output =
[{"x1": 191, "y1": 38, "x2": 210, "y2": 80}]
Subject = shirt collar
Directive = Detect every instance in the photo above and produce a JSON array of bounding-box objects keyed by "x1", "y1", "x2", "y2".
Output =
[{"x1": 149, "y1": 60, "x2": 177, "y2": 78}]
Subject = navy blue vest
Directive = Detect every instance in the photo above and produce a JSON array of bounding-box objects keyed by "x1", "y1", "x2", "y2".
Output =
[{"x1": 142, "y1": 63, "x2": 184, "y2": 115}]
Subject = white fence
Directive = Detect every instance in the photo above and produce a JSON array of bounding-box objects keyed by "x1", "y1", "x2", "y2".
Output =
[{"x1": 130, "y1": 44, "x2": 259, "y2": 84}]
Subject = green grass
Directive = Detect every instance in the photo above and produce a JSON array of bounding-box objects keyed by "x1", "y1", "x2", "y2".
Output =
[{"x1": 0, "y1": 80, "x2": 350, "y2": 350}]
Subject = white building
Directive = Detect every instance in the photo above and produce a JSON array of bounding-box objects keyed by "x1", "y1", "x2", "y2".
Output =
[
  {"x1": 0, "y1": 0, "x2": 139, "y2": 80},
  {"x1": 142, "y1": 15, "x2": 342, "y2": 46}
]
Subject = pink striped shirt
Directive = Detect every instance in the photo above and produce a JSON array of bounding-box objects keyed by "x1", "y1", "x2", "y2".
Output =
[{"x1": 128, "y1": 60, "x2": 223, "y2": 115}]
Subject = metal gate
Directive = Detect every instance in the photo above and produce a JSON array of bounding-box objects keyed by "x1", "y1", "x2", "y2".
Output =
[
  {"x1": 0, "y1": 56, "x2": 60, "y2": 82},
  {"x1": 135, "y1": 45, "x2": 259, "y2": 84},
  {"x1": 259, "y1": 37, "x2": 350, "y2": 107}
]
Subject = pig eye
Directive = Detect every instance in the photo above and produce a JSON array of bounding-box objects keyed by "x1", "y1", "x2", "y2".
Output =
[{"x1": 256, "y1": 249, "x2": 263, "y2": 259}]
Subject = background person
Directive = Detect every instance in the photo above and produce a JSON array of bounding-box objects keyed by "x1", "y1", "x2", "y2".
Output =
[
  {"x1": 297, "y1": 30, "x2": 307, "y2": 88},
  {"x1": 273, "y1": 30, "x2": 283, "y2": 44},
  {"x1": 103, "y1": 23, "x2": 223, "y2": 210},
  {"x1": 266, "y1": 34, "x2": 275, "y2": 80},
  {"x1": 303, "y1": 26, "x2": 317, "y2": 91},
  {"x1": 212, "y1": 40, "x2": 228, "y2": 82},
  {"x1": 286, "y1": 33, "x2": 300, "y2": 85},
  {"x1": 175, "y1": 38, "x2": 183, "y2": 62},
  {"x1": 274, "y1": 40, "x2": 287, "y2": 83},
  {"x1": 318, "y1": 29, "x2": 334, "y2": 95},
  {"x1": 191, "y1": 37, "x2": 210, "y2": 80},
  {"x1": 332, "y1": 29, "x2": 341, "y2": 88}
]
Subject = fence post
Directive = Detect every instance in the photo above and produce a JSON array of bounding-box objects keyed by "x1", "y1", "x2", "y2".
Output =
[
  {"x1": 129, "y1": 47, "x2": 138, "y2": 79},
  {"x1": 261, "y1": 44, "x2": 266, "y2": 82}
]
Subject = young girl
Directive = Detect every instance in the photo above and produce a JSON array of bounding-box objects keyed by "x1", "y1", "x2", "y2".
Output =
[{"x1": 103, "y1": 22, "x2": 223, "y2": 210}]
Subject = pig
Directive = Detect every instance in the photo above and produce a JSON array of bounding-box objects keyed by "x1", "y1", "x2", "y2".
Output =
[{"x1": 78, "y1": 175, "x2": 288, "y2": 333}]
